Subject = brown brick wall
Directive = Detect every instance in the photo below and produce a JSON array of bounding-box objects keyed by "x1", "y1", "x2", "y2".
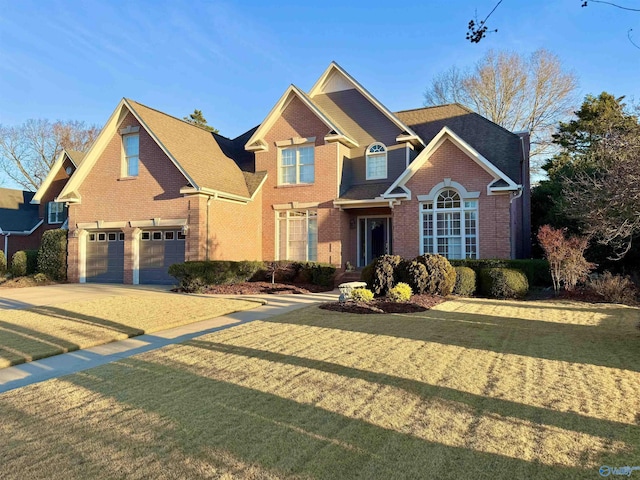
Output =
[
  {"x1": 67, "y1": 109, "x2": 262, "y2": 282},
  {"x1": 255, "y1": 96, "x2": 343, "y2": 266},
  {"x1": 394, "y1": 139, "x2": 512, "y2": 260}
]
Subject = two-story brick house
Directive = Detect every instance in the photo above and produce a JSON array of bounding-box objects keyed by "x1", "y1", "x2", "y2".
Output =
[{"x1": 28, "y1": 62, "x2": 529, "y2": 284}]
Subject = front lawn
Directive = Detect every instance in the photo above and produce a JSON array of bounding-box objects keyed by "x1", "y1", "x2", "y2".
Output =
[
  {"x1": 0, "y1": 293, "x2": 261, "y2": 368},
  {"x1": 0, "y1": 298, "x2": 638, "y2": 479}
]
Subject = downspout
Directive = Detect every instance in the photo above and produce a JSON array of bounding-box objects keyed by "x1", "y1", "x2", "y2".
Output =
[
  {"x1": 3, "y1": 232, "x2": 8, "y2": 263},
  {"x1": 206, "y1": 194, "x2": 216, "y2": 260}
]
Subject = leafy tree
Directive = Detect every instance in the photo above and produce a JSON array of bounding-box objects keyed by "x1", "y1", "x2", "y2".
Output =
[
  {"x1": 424, "y1": 49, "x2": 578, "y2": 169},
  {"x1": 0, "y1": 120, "x2": 99, "y2": 191},
  {"x1": 535, "y1": 92, "x2": 640, "y2": 260},
  {"x1": 183, "y1": 109, "x2": 219, "y2": 133}
]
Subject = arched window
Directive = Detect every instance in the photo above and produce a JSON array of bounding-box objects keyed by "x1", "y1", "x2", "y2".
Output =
[
  {"x1": 366, "y1": 143, "x2": 387, "y2": 180},
  {"x1": 421, "y1": 188, "x2": 478, "y2": 259}
]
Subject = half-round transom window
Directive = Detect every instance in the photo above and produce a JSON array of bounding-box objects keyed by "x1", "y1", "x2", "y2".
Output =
[
  {"x1": 366, "y1": 142, "x2": 387, "y2": 180},
  {"x1": 436, "y1": 189, "x2": 461, "y2": 209}
]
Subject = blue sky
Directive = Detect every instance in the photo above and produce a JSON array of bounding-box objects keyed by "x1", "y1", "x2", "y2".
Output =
[{"x1": 0, "y1": 1, "x2": 638, "y2": 148}]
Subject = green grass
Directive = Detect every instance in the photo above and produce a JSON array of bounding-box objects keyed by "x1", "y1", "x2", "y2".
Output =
[
  {"x1": 0, "y1": 293, "x2": 261, "y2": 368},
  {"x1": 0, "y1": 297, "x2": 638, "y2": 479}
]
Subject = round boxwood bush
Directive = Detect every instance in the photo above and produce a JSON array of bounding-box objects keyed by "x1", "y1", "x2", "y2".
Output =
[
  {"x1": 403, "y1": 254, "x2": 456, "y2": 296},
  {"x1": 387, "y1": 282, "x2": 412, "y2": 302},
  {"x1": 479, "y1": 268, "x2": 529, "y2": 299},
  {"x1": 10, "y1": 251, "x2": 27, "y2": 277},
  {"x1": 350, "y1": 288, "x2": 374, "y2": 303},
  {"x1": 370, "y1": 254, "x2": 403, "y2": 296},
  {"x1": 453, "y1": 266, "x2": 476, "y2": 296}
]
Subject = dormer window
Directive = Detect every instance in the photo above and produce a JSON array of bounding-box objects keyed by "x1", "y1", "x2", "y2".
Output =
[{"x1": 366, "y1": 143, "x2": 387, "y2": 180}]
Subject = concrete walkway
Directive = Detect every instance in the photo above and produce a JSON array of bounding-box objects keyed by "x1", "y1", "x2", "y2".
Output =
[{"x1": 0, "y1": 290, "x2": 338, "y2": 394}]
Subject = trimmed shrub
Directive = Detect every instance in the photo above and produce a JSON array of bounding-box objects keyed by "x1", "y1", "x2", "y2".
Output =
[
  {"x1": 297, "y1": 262, "x2": 336, "y2": 287},
  {"x1": 37, "y1": 229, "x2": 68, "y2": 281},
  {"x1": 370, "y1": 255, "x2": 403, "y2": 296},
  {"x1": 168, "y1": 260, "x2": 265, "y2": 291},
  {"x1": 350, "y1": 288, "x2": 374, "y2": 303},
  {"x1": 453, "y1": 266, "x2": 476, "y2": 296},
  {"x1": 10, "y1": 251, "x2": 27, "y2": 277},
  {"x1": 0, "y1": 250, "x2": 7, "y2": 274},
  {"x1": 449, "y1": 258, "x2": 551, "y2": 287},
  {"x1": 361, "y1": 262, "x2": 374, "y2": 288},
  {"x1": 589, "y1": 272, "x2": 637, "y2": 304},
  {"x1": 387, "y1": 282, "x2": 412, "y2": 302},
  {"x1": 400, "y1": 260, "x2": 429, "y2": 294},
  {"x1": 405, "y1": 254, "x2": 456, "y2": 296},
  {"x1": 479, "y1": 268, "x2": 529, "y2": 299},
  {"x1": 34, "y1": 273, "x2": 49, "y2": 283}
]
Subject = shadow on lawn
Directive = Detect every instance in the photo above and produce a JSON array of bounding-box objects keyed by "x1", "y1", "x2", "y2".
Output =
[
  {"x1": 52, "y1": 356, "x2": 597, "y2": 480},
  {"x1": 28, "y1": 306, "x2": 143, "y2": 337},
  {"x1": 0, "y1": 321, "x2": 80, "y2": 366},
  {"x1": 264, "y1": 305, "x2": 640, "y2": 372}
]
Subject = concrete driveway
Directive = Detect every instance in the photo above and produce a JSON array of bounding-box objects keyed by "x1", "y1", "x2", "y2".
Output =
[{"x1": 0, "y1": 283, "x2": 172, "y2": 310}]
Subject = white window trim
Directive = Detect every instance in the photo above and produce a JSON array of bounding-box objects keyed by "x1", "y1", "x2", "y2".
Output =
[
  {"x1": 420, "y1": 188, "x2": 479, "y2": 260},
  {"x1": 278, "y1": 144, "x2": 315, "y2": 185},
  {"x1": 122, "y1": 133, "x2": 139, "y2": 178},
  {"x1": 47, "y1": 201, "x2": 64, "y2": 224},
  {"x1": 366, "y1": 142, "x2": 387, "y2": 180},
  {"x1": 275, "y1": 209, "x2": 318, "y2": 261}
]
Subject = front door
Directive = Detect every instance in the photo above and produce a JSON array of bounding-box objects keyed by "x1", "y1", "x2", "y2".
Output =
[{"x1": 359, "y1": 217, "x2": 392, "y2": 266}]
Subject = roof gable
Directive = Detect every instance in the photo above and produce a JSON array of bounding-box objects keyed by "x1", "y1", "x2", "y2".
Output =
[
  {"x1": 58, "y1": 99, "x2": 253, "y2": 203},
  {"x1": 309, "y1": 62, "x2": 424, "y2": 147},
  {"x1": 384, "y1": 126, "x2": 519, "y2": 197},
  {"x1": 244, "y1": 85, "x2": 357, "y2": 151},
  {"x1": 31, "y1": 150, "x2": 78, "y2": 205},
  {"x1": 395, "y1": 104, "x2": 524, "y2": 184}
]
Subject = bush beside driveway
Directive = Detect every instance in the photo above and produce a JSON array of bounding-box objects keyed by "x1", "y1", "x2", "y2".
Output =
[
  {"x1": 0, "y1": 298, "x2": 638, "y2": 479},
  {"x1": 0, "y1": 292, "x2": 261, "y2": 368}
]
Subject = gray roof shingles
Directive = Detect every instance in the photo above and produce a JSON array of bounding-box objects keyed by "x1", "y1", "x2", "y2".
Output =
[{"x1": 0, "y1": 188, "x2": 41, "y2": 233}]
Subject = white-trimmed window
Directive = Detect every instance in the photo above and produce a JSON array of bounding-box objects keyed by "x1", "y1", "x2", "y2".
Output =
[
  {"x1": 279, "y1": 145, "x2": 314, "y2": 185},
  {"x1": 277, "y1": 210, "x2": 318, "y2": 261},
  {"x1": 123, "y1": 134, "x2": 139, "y2": 177},
  {"x1": 366, "y1": 143, "x2": 387, "y2": 180},
  {"x1": 47, "y1": 201, "x2": 64, "y2": 224},
  {"x1": 421, "y1": 189, "x2": 478, "y2": 259}
]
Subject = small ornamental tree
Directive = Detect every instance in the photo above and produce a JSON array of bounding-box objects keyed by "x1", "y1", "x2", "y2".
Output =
[{"x1": 537, "y1": 225, "x2": 594, "y2": 293}]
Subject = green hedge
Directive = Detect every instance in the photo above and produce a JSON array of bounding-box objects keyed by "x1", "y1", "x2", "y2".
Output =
[
  {"x1": 169, "y1": 260, "x2": 336, "y2": 292},
  {"x1": 479, "y1": 268, "x2": 529, "y2": 299},
  {"x1": 168, "y1": 261, "x2": 265, "y2": 291},
  {"x1": 0, "y1": 250, "x2": 6, "y2": 274},
  {"x1": 37, "y1": 229, "x2": 67, "y2": 281},
  {"x1": 449, "y1": 259, "x2": 550, "y2": 287},
  {"x1": 453, "y1": 266, "x2": 476, "y2": 296}
]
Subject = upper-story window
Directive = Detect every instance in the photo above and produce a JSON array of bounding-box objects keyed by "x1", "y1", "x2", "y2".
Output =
[
  {"x1": 366, "y1": 143, "x2": 387, "y2": 180},
  {"x1": 123, "y1": 134, "x2": 139, "y2": 177},
  {"x1": 280, "y1": 145, "x2": 314, "y2": 185},
  {"x1": 48, "y1": 201, "x2": 65, "y2": 224}
]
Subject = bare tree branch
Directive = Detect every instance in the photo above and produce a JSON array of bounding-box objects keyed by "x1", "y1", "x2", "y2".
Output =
[{"x1": 0, "y1": 119, "x2": 99, "y2": 191}]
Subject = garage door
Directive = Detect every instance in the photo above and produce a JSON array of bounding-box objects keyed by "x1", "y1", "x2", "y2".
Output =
[
  {"x1": 139, "y1": 230, "x2": 185, "y2": 284},
  {"x1": 86, "y1": 231, "x2": 125, "y2": 283}
]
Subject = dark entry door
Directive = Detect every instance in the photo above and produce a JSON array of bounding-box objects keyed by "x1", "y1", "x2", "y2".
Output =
[{"x1": 359, "y1": 217, "x2": 392, "y2": 266}]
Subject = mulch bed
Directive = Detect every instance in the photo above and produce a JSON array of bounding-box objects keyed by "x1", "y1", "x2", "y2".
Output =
[
  {"x1": 203, "y1": 281, "x2": 333, "y2": 295},
  {"x1": 319, "y1": 294, "x2": 445, "y2": 314}
]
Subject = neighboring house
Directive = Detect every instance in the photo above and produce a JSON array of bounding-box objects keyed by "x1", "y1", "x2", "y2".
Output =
[
  {"x1": 0, "y1": 149, "x2": 84, "y2": 263},
  {"x1": 37, "y1": 61, "x2": 529, "y2": 284}
]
